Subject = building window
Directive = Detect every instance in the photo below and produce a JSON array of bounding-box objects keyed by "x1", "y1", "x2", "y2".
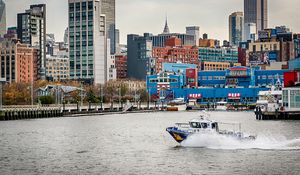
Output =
[
  {"x1": 88, "y1": 1, "x2": 93, "y2": 10},
  {"x1": 268, "y1": 75, "x2": 273, "y2": 80},
  {"x1": 75, "y1": 2, "x2": 80, "y2": 11}
]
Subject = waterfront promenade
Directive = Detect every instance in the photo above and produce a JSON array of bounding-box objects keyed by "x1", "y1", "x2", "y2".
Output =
[{"x1": 0, "y1": 103, "x2": 161, "y2": 121}]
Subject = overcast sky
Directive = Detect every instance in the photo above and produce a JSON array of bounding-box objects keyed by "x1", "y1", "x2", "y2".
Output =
[{"x1": 5, "y1": 0, "x2": 300, "y2": 44}]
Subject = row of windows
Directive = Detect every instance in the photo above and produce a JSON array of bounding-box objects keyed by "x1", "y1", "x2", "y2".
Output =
[
  {"x1": 149, "y1": 78, "x2": 178, "y2": 83},
  {"x1": 200, "y1": 76, "x2": 226, "y2": 80},
  {"x1": 69, "y1": 2, "x2": 93, "y2": 11},
  {"x1": 257, "y1": 75, "x2": 284, "y2": 80},
  {"x1": 69, "y1": 11, "x2": 93, "y2": 21},
  {"x1": 251, "y1": 44, "x2": 278, "y2": 52}
]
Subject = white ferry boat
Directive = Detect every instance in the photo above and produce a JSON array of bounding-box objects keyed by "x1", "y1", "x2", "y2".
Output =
[
  {"x1": 256, "y1": 78, "x2": 283, "y2": 112},
  {"x1": 166, "y1": 113, "x2": 256, "y2": 143}
]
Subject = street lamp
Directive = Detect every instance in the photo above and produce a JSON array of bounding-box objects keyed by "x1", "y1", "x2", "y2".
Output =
[
  {"x1": 147, "y1": 88, "x2": 151, "y2": 110},
  {"x1": 100, "y1": 84, "x2": 103, "y2": 111},
  {"x1": 119, "y1": 87, "x2": 121, "y2": 111},
  {"x1": 0, "y1": 78, "x2": 6, "y2": 110}
]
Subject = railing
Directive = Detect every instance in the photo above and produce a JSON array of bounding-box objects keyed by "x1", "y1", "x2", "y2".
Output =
[{"x1": 175, "y1": 123, "x2": 190, "y2": 128}]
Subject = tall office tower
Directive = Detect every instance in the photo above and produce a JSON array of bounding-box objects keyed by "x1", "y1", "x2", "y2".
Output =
[
  {"x1": 0, "y1": 0, "x2": 6, "y2": 37},
  {"x1": 63, "y1": 27, "x2": 69, "y2": 46},
  {"x1": 244, "y1": 23, "x2": 256, "y2": 41},
  {"x1": 115, "y1": 28, "x2": 120, "y2": 53},
  {"x1": 101, "y1": 0, "x2": 115, "y2": 54},
  {"x1": 127, "y1": 34, "x2": 153, "y2": 80},
  {"x1": 17, "y1": 4, "x2": 46, "y2": 80},
  {"x1": 229, "y1": 12, "x2": 244, "y2": 46},
  {"x1": 115, "y1": 29, "x2": 119, "y2": 47},
  {"x1": 203, "y1": 33, "x2": 208, "y2": 40},
  {"x1": 244, "y1": 0, "x2": 268, "y2": 32},
  {"x1": 68, "y1": 0, "x2": 110, "y2": 85},
  {"x1": 186, "y1": 26, "x2": 200, "y2": 46}
]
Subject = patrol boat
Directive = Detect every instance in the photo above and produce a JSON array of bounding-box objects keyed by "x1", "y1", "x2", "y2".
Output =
[{"x1": 166, "y1": 113, "x2": 256, "y2": 143}]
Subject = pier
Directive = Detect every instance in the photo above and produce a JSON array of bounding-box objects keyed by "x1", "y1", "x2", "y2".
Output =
[
  {"x1": 0, "y1": 107, "x2": 62, "y2": 121},
  {"x1": 255, "y1": 110, "x2": 300, "y2": 120},
  {"x1": 0, "y1": 103, "x2": 160, "y2": 121}
]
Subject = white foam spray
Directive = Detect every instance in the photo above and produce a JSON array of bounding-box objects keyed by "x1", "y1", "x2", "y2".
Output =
[{"x1": 181, "y1": 133, "x2": 300, "y2": 150}]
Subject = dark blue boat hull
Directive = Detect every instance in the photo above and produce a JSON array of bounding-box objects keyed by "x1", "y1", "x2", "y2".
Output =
[{"x1": 166, "y1": 127, "x2": 190, "y2": 143}]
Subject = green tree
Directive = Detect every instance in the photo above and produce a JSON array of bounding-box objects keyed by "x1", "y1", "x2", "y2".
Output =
[{"x1": 39, "y1": 96, "x2": 55, "y2": 105}]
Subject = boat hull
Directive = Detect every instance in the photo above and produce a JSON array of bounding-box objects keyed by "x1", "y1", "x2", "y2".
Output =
[{"x1": 166, "y1": 127, "x2": 189, "y2": 143}]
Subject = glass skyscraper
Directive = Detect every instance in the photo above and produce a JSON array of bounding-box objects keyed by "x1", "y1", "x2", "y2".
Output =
[
  {"x1": 68, "y1": 0, "x2": 107, "y2": 84},
  {"x1": 0, "y1": 0, "x2": 6, "y2": 37},
  {"x1": 244, "y1": 0, "x2": 268, "y2": 32},
  {"x1": 101, "y1": 0, "x2": 115, "y2": 54},
  {"x1": 229, "y1": 12, "x2": 244, "y2": 46}
]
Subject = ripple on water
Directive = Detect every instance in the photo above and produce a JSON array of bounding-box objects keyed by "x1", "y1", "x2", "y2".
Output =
[{"x1": 0, "y1": 111, "x2": 299, "y2": 175}]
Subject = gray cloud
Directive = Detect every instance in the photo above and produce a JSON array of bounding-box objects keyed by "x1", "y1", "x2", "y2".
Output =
[{"x1": 6, "y1": 0, "x2": 300, "y2": 44}]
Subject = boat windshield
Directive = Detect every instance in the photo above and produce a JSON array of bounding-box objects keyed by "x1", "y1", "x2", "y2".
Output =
[
  {"x1": 201, "y1": 123, "x2": 208, "y2": 128},
  {"x1": 190, "y1": 122, "x2": 201, "y2": 128},
  {"x1": 190, "y1": 122, "x2": 210, "y2": 129}
]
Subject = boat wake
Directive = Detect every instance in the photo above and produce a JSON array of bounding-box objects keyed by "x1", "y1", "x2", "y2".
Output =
[{"x1": 180, "y1": 133, "x2": 300, "y2": 150}]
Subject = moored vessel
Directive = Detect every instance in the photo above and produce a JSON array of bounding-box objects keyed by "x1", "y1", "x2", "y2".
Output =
[{"x1": 166, "y1": 98, "x2": 186, "y2": 111}]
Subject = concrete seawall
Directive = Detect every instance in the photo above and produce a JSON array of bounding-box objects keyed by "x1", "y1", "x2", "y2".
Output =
[{"x1": 0, "y1": 106, "x2": 159, "y2": 121}]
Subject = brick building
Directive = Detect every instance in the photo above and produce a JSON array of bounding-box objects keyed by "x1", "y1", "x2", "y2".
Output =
[
  {"x1": 0, "y1": 39, "x2": 38, "y2": 83},
  {"x1": 115, "y1": 54, "x2": 127, "y2": 79},
  {"x1": 152, "y1": 37, "x2": 199, "y2": 73},
  {"x1": 199, "y1": 38, "x2": 215, "y2": 48}
]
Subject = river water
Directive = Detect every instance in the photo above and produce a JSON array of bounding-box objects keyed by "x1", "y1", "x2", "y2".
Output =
[{"x1": 0, "y1": 111, "x2": 299, "y2": 175}]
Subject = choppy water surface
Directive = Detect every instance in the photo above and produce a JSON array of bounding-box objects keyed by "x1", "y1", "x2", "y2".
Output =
[{"x1": 0, "y1": 111, "x2": 300, "y2": 175}]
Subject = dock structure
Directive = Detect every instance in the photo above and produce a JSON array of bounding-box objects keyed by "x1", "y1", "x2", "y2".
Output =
[
  {"x1": 0, "y1": 103, "x2": 159, "y2": 121},
  {"x1": 255, "y1": 109, "x2": 300, "y2": 120},
  {"x1": 0, "y1": 107, "x2": 63, "y2": 121}
]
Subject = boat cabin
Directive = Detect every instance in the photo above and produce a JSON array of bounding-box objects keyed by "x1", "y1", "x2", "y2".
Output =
[{"x1": 188, "y1": 117, "x2": 219, "y2": 131}]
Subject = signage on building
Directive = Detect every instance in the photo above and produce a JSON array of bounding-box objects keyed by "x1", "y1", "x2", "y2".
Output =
[
  {"x1": 249, "y1": 51, "x2": 278, "y2": 65},
  {"x1": 228, "y1": 67, "x2": 248, "y2": 77},
  {"x1": 188, "y1": 94, "x2": 202, "y2": 99},
  {"x1": 228, "y1": 93, "x2": 241, "y2": 99},
  {"x1": 258, "y1": 30, "x2": 271, "y2": 40}
]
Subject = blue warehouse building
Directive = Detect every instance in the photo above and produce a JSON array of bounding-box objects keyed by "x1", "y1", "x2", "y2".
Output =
[{"x1": 146, "y1": 66, "x2": 288, "y2": 105}]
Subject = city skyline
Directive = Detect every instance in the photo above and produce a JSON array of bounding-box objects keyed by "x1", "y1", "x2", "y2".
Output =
[{"x1": 5, "y1": 0, "x2": 300, "y2": 44}]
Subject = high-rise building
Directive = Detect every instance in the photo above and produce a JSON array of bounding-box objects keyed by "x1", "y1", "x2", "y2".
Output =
[
  {"x1": 0, "y1": 0, "x2": 6, "y2": 37},
  {"x1": 101, "y1": 0, "x2": 115, "y2": 54},
  {"x1": 244, "y1": 0, "x2": 268, "y2": 32},
  {"x1": 229, "y1": 12, "x2": 244, "y2": 46},
  {"x1": 127, "y1": 34, "x2": 154, "y2": 80},
  {"x1": 63, "y1": 27, "x2": 69, "y2": 46},
  {"x1": 244, "y1": 23, "x2": 257, "y2": 41},
  {"x1": 115, "y1": 28, "x2": 120, "y2": 53},
  {"x1": 115, "y1": 54, "x2": 127, "y2": 79},
  {"x1": 186, "y1": 26, "x2": 200, "y2": 46},
  {"x1": 17, "y1": 4, "x2": 46, "y2": 80},
  {"x1": 0, "y1": 39, "x2": 38, "y2": 83},
  {"x1": 68, "y1": 0, "x2": 111, "y2": 85}
]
